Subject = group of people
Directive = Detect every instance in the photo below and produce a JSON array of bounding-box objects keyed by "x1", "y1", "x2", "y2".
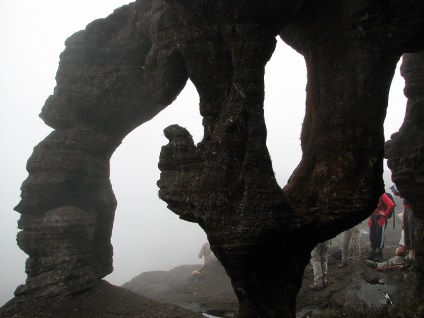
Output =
[
  {"x1": 194, "y1": 184, "x2": 415, "y2": 290},
  {"x1": 364, "y1": 184, "x2": 416, "y2": 269},
  {"x1": 308, "y1": 184, "x2": 416, "y2": 291}
]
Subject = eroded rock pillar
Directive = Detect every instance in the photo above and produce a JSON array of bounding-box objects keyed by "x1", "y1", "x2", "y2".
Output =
[
  {"x1": 158, "y1": 26, "x2": 313, "y2": 317},
  {"x1": 280, "y1": 1, "x2": 402, "y2": 235},
  {"x1": 14, "y1": 127, "x2": 120, "y2": 297},
  {"x1": 385, "y1": 52, "x2": 424, "y2": 216},
  {"x1": 12, "y1": 1, "x2": 171, "y2": 299},
  {"x1": 385, "y1": 52, "x2": 424, "y2": 287}
]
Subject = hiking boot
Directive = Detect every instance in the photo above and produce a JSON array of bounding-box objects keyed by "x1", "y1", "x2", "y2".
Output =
[
  {"x1": 364, "y1": 259, "x2": 377, "y2": 269},
  {"x1": 309, "y1": 283, "x2": 325, "y2": 291},
  {"x1": 372, "y1": 254, "x2": 382, "y2": 262},
  {"x1": 338, "y1": 261, "x2": 348, "y2": 268},
  {"x1": 322, "y1": 274, "x2": 328, "y2": 287},
  {"x1": 375, "y1": 248, "x2": 383, "y2": 261},
  {"x1": 367, "y1": 250, "x2": 376, "y2": 260}
]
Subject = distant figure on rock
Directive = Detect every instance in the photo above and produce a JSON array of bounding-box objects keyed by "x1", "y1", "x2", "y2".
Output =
[
  {"x1": 192, "y1": 242, "x2": 218, "y2": 276},
  {"x1": 367, "y1": 192, "x2": 395, "y2": 262},
  {"x1": 338, "y1": 223, "x2": 361, "y2": 268},
  {"x1": 309, "y1": 240, "x2": 330, "y2": 291}
]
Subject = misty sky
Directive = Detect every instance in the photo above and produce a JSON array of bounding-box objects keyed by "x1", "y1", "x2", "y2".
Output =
[{"x1": 0, "y1": 0, "x2": 407, "y2": 307}]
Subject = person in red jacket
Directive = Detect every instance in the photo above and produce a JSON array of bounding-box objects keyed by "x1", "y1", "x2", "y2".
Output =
[{"x1": 367, "y1": 193, "x2": 395, "y2": 261}]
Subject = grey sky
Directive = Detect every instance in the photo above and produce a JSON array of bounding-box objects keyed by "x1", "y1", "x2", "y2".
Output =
[{"x1": 0, "y1": 0, "x2": 406, "y2": 307}]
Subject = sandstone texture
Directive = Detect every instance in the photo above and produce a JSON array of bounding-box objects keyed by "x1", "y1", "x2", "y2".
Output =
[{"x1": 4, "y1": 0, "x2": 424, "y2": 317}]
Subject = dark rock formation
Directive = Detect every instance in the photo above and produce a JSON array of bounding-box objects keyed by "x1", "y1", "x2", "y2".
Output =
[
  {"x1": 5, "y1": 0, "x2": 424, "y2": 317},
  {"x1": 385, "y1": 52, "x2": 424, "y2": 215},
  {"x1": 385, "y1": 52, "x2": 424, "y2": 290},
  {"x1": 14, "y1": 127, "x2": 121, "y2": 298}
]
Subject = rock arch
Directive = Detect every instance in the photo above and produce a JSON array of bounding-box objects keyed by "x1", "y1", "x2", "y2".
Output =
[{"x1": 12, "y1": 0, "x2": 424, "y2": 317}]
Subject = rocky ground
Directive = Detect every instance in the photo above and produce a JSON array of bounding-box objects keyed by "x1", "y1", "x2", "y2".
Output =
[
  {"x1": 0, "y1": 219, "x2": 416, "y2": 317},
  {"x1": 122, "y1": 219, "x2": 416, "y2": 317},
  {"x1": 0, "y1": 280, "x2": 203, "y2": 318}
]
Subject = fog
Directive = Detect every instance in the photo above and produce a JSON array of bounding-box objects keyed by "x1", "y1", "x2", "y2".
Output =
[{"x1": 0, "y1": 0, "x2": 406, "y2": 307}]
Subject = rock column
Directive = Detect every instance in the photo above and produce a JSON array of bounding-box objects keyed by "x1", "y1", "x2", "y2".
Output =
[
  {"x1": 158, "y1": 25, "x2": 313, "y2": 317},
  {"x1": 14, "y1": 127, "x2": 120, "y2": 297},
  {"x1": 385, "y1": 52, "x2": 424, "y2": 289}
]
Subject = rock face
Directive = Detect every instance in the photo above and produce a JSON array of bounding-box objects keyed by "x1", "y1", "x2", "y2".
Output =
[
  {"x1": 7, "y1": 0, "x2": 424, "y2": 317},
  {"x1": 385, "y1": 52, "x2": 424, "y2": 289}
]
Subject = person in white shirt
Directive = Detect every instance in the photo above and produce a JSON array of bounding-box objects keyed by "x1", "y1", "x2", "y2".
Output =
[{"x1": 192, "y1": 242, "x2": 218, "y2": 275}]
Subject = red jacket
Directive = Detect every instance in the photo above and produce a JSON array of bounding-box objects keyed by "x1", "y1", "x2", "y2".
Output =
[{"x1": 368, "y1": 193, "x2": 395, "y2": 227}]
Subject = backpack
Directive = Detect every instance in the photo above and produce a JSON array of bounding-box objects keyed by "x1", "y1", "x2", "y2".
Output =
[{"x1": 384, "y1": 192, "x2": 396, "y2": 219}]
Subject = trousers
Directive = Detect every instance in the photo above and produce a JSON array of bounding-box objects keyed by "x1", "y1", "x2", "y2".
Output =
[
  {"x1": 310, "y1": 240, "x2": 330, "y2": 284},
  {"x1": 341, "y1": 223, "x2": 361, "y2": 263}
]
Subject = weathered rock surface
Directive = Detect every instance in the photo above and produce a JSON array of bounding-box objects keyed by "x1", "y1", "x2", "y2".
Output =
[
  {"x1": 0, "y1": 280, "x2": 202, "y2": 318},
  {"x1": 385, "y1": 53, "x2": 424, "y2": 217},
  {"x1": 122, "y1": 228, "x2": 418, "y2": 317},
  {"x1": 123, "y1": 264, "x2": 238, "y2": 314},
  {"x1": 6, "y1": 0, "x2": 424, "y2": 317},
  {"x1": 385, "y1": 51, "x2": 424, "y2": 292}
]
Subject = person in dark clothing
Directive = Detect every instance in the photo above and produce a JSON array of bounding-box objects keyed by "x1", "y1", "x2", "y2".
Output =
[{"x1": 367, "y1": 193, "x2": 395, "y2": 261}]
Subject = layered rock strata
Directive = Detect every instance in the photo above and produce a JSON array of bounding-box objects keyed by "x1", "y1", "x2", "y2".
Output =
[
  {"x1": 8, "y1": 0, "x2": 424, "y2": 317},
  {"x1": 385, "y1": 53, "x2": 424, "y2": 217},
  {"x1": 13, "y1": 3, "x2": 161, "y2": 298},
  {"x1": 385, "y1": 52, "x2": 424, "y2": 289}
]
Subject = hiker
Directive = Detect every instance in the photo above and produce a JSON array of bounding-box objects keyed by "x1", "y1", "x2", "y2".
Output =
[
  {"x1": 367, "y1": 193, "x2": 395, "y2": 262},
  {"x1": 309, "y1": 240, "x2": 330, "y2": 291},
  {"x1": 390, "y1": 185, "x2": 416, "y2": 263},
  {"x1": 364, "y1": 245, "x2": 407, "y2": 270},
  {"x1": 338, "y1": 223, "x2": 361, "y2": 268},
  {"x1": 192, "y1": 242, "x2": 218, "y2": 275}
]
